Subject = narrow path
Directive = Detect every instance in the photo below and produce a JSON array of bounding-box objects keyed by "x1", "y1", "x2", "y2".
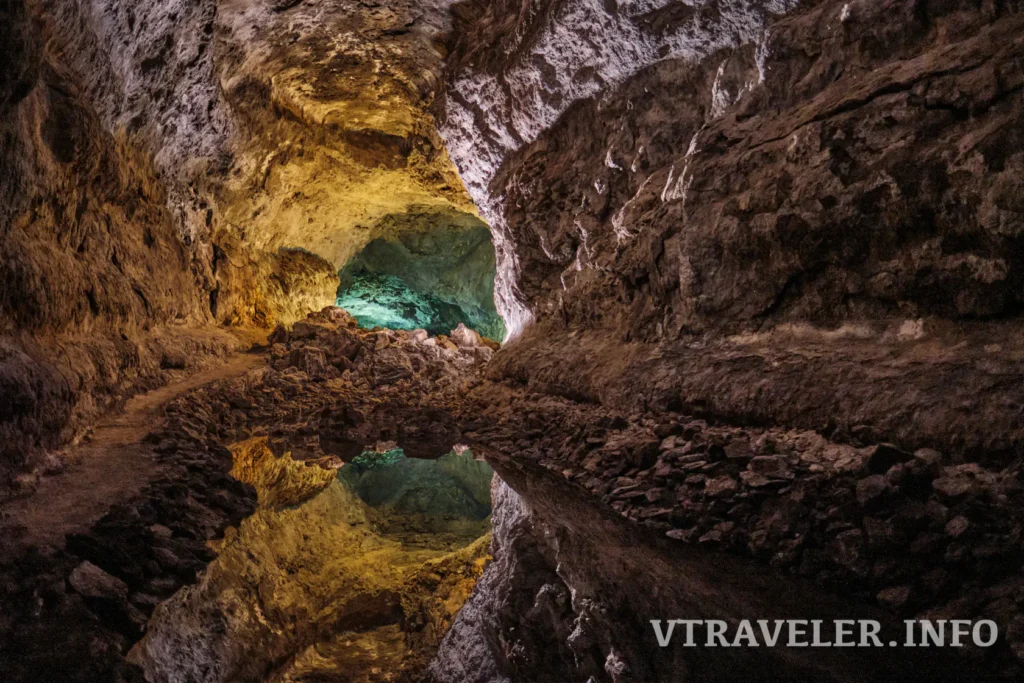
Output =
[{"x1": 0, "y1": 352, "x2": 265, "y2": 551}]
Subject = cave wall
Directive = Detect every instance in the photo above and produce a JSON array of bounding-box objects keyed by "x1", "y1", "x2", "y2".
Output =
[
  {"x1": 430, "y1": 1, "x2": 1024, "y2": 679},
  {"x1": 438, "y1": 0, "x2": 1024, "y2": 440},
  {"x1": 437, "y1": 0, "x2": 795, "y2": 335},
  {"x1": 0, "y1": 0, "x2": 240, "y2": 489},
  {"x1": 439, "y1": 0, "x2": 1024, "y2": 338},
  {"x1": 0, "y1": 0, "x2": 492, "y2": 485},
  {"x1": 208, "y1": 0, "x2": 482, "y2": 326},
  {"x1": 341, "y1": 211, "x2": 505, "y2": 340}
]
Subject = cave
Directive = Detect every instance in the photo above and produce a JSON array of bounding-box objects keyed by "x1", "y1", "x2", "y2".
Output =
[
  {"x1": 336, "y1": 212, "x2": 506, "y2": 341},
  {"x1": 3, "y1": 1, "x2": 1024, "y2": 682}
]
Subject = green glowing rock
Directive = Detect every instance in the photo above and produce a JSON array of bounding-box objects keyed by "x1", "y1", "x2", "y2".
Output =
[
  {"x1": 336, "y1": 273, "x2": 504, "y2": 340},
  {"x1": 348, "y1": 448, "x2": 407, "y2": 471}
]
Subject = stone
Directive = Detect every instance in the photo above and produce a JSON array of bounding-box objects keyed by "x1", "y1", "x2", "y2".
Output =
[
  {"x1": 863, "y1": 516, "x2": 898, "y2": 552},
  {"x1": 866, "y1": 443, "x2": 913, "y2": 474},
  {"x1": 913, "y1": 448, "x2": 943, "y2": 470},
  {"x1": 289, "y1": 346, "x2": 330, "y2": 380},
  {"x1": 704, "y1": 476, "x2": 738, "y2": 499},
  {"x1": 69, "y1": 561, "x2": 129, "y2": 601},
  {"x1": 876, "y1": 585, "x2": 912, "y2": 611},
  {"x1": 645, "y1": 487, "x2": 667, "y2": 503},
  {"x1": 698, "y1": 529, "x2": 723, "y2": 544},
  {"x1": 739, "y1": 471, "x2": 772, "y2": 488},
  {"x1": 945, "y1": 515, "x2": 970, "y2": 538},
  {"x1": 450, "y1": 323, "x2": 484, "y2": 348},
  {"x1": 748, "y1": 455, "x2": 791, "y2": 479},
  {"x1": 723, "y1": 439, "x2": 753, "y2": 461},
  {"x1": 932, "y1": 476, "x2": 977, "y2": 500},
  {"x1": 855, "y1": 475, "x2": 889, "y2": 506},
  {"x1": 829, "y1": 530, "x2": 867, "y2": 576}
]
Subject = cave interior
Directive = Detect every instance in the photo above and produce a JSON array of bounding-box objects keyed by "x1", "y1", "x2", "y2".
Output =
[{"x1": 3, "y1": 0, "x2": 1024, "y2": 682}]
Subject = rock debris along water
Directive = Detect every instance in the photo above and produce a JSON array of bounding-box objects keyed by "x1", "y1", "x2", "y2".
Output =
[{"x1": 3, "y1": 0, "x2": 1024, "y2": 682}]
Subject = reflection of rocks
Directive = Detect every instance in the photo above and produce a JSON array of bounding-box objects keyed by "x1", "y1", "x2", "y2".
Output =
[
  {"x1": 431, "y1": 455, "x2": 994, "y2": 683},
  {"x1": 343, "y1": 450, "x2": 493, "y2": 549},
  {"x1": 427, "y1": 479, "x2": 577, "y2": 683},
  {"x1": 0, "y1": 394, "x2": 257, "y2": 682},
  {"x1": 0, "y1": 305, "x2": 495, "y2": 682},
  {"x1": 449, "y1": 381, "x2": 1024, "y2": 679},
  {"x1": 130, "y1": 448, "x2": 490, "y2": 682},
  {"x1": 230, "y1": 437, "x2": 337, "y2": 509}
]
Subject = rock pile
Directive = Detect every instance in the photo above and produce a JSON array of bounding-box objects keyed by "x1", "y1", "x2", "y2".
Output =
[
  {"x1": 0, "y1": 306, "x2": 498, "y2": 682},
  {"x1": 458, "y1": 387, "x2": 1024, "y2": 676}
]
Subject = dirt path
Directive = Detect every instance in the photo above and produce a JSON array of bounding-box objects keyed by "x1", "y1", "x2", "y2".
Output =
[{"x1": 0, "y1": 352, "x2": 265, "y2": 551}]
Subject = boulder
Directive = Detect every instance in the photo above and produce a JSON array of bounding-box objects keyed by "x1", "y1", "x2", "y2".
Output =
[{"x1": 69, "y1": 561, "x2": 128, "y2": 601}]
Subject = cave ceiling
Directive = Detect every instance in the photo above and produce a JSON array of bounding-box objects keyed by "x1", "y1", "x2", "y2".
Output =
[{"x1": 212, "y1": 0, "x2": 478, "y2": 268}]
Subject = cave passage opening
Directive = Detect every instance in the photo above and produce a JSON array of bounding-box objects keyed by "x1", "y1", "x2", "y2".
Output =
[
  {"x1": 334, "y1": 212, "x2": 506, "y2": 343},
  {"x1": 341, "y1": 446, "x2": 494, "y2": 549}
]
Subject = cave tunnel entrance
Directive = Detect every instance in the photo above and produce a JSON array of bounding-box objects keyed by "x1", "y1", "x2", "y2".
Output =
[
  {"x1": 341, "y1": 445, "x2": 494, "y2": 550},
  {"x1": 334, "y1": 211, "x2": 506, "y2": 343}
]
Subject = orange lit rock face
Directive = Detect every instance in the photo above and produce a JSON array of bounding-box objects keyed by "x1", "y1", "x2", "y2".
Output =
[
  {"x1": 0, "y1": 0, "x2": 488, "y2": 480},
  {"x1": 229, "y1": 437, "x2": 337, "y2": 508},
  {"x1": 0, "y1": 1, "x2": 240, "y2": 483}
]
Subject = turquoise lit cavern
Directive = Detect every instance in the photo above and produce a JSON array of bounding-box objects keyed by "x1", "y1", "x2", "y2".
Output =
[{"x1": 335, "y1": 218, "x2": 506, "y2": 341}]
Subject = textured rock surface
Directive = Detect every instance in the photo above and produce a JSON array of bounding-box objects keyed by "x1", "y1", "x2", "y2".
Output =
[
  {"x1": 0, "y1": 0, "x2": 240, "y2": 487},
  {"x1": 0, "y1": 0, "x2": 480, "y2": 484},
  {"x1": 6, "y1": 0, "x2": 1024, "y2": 681},
  {"x1": 0, "y1": 306, "x2": 495, "y2": 682},
  {"x1": 429, "y1": 452, "x2": 995, "y2": 683},
  {"x1": 440, "y1": 0, "x2": 1024, "y2": 340},
  {"x1": 341, "y1": 215, "x2": 505, "y2": 340},
  {"x1": 427, "y1": 4, "x2": 1024, "y2": 675}
]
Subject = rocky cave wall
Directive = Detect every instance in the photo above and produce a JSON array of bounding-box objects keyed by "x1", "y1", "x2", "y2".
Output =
[
  {"x1": 31, "y1": 0, "x2": 483, "y2": 328},
  {"x1": 0, "y1": 0, "x2": 494, "y2": 487},
  {"x1": 208, "y1": 0, "x2": 483, "y2": 326},
  {"x1": 437, "y1": 0, "x2": 1024, "y2": 444},
  {"x1": 426, "y1": 1, "x2": 1024, "y2": 681},
  {"x1": 340, "y1": 211, "x2": 506, "y2": 340},
  {"x1": 0, "y1": 0, "x2": 239, "y2": 488},
  {"x1": 7, "y1": 0, "x2": 1024, "y2": 679}
]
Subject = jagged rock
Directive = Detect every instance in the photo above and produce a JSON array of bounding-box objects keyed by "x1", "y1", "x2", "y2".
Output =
[
  {"x1": 69, "y1": 561, "x2": 128, "y2": 601},
  {"x1": 933, "y1": 476, "x2": 978, "y2": 501},
  {"x1": 945, "y1": 516, "x2": 971, "y2": 538},
  {"x1": 866, "y1": 444, "x2": 914, "y2": 474},
  {"x1": 288, "y1": 346, "x2": 330, "y2": 380},
  {"x1": 748, "y1": 456, "x2": 792, "y2": 479},
  {"x1": 877, "y1": 585, "x2": 913, "y2": 611},
  {"x1": 829, "y1": 530, "x2": 867, "y2": 577},
  {"x1": 856, "y1": 475, "x2": 890, "y2": 506},
  {"x1": 705, "y1": 476, "x2": 738, "y2": 499}
]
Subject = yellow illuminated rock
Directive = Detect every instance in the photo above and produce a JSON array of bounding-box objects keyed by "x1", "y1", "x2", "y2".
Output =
[
  {"x1": 130, "y1": 438, "x2": 491, "y2": 682},
  {"x1": 209, "y1": 0, "x2": 481, "y2": 328}
]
